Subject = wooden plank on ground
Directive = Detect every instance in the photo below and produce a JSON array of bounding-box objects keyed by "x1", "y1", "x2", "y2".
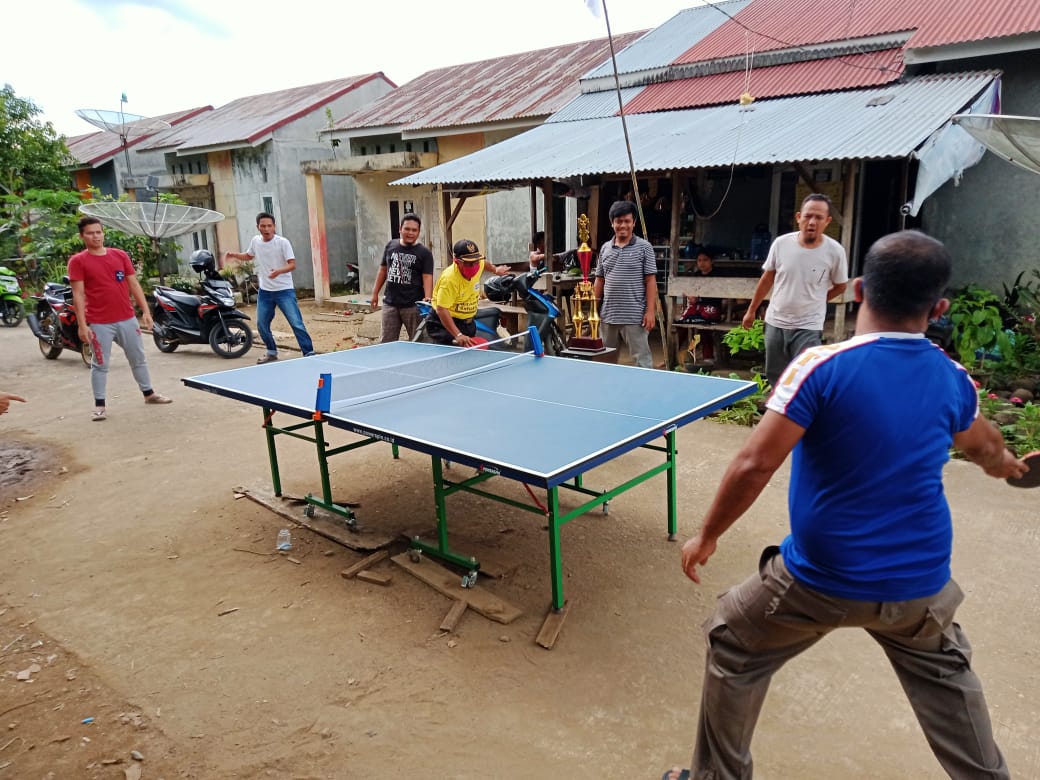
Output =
[
  {"x1": 341, "y1": 549, "x2": 391, "y2": 579},
  {"x1": 535, "y1": 601, "x2": 572, "y2": 650},
  {"x1": 390, "y1": 553, "x2": 522, "y2": 624},
  {"x1": 235, "y1": 485, "x2": 395, "y2": 552},
  {"x1": 439, "y1": 599, "x2": 468, "y2": 632},
  {"x1": 356, "y1": 570, "x2": 392, "y2": 586}
]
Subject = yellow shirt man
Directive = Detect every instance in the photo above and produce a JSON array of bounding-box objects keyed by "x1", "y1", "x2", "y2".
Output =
[{"x1": 430, "y1": 239, "x2": 509, "y2": 347}]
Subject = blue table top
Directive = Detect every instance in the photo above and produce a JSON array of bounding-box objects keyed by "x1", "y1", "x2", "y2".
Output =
[{"x1": 185, "y1": 342, "x2": 756, "y2": 486}]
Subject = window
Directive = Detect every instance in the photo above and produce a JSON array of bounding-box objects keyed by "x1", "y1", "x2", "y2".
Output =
[{"x1": 262, "y1": 196, "x2": 274, "y2": 215}]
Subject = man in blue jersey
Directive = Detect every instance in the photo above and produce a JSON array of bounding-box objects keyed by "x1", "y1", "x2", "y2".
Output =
[{"x1": 670, "y1": 230, "x2": 1027, "y2": 780}]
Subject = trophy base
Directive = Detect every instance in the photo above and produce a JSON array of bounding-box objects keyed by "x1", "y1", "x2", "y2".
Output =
[{"x1": 567, "y1": 337, "x2": 604, "y2": 351}]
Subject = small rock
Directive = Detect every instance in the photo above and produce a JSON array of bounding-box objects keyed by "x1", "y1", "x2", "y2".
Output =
[
  {"x1": 130, "y1": 749, "x2": 144, "y2": 761},
  {"x1": 446, "y1": 639, "x2": 457, "y2": 648},
  {"x1": 498, "y1": 635, "x2": 511, "y2": 643}
]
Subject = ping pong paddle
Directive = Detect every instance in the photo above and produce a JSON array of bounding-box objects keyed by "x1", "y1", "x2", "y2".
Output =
[
  {"x1": 1007, "y1": 450, "x2": 1040, "y2": 488},
  {"x1": 470, "y1": 336, "x2": 489, "y2": 350}
]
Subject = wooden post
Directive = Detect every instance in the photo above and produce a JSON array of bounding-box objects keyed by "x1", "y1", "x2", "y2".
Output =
[
  {"x1": 305, "y1": 173, "x2": 330, "y2": 304},
  {"x1": 542, "y1": 179, "x2": 554, "y2": 270},
  {"x1": 835, "y1": 159, "x2": 860, "y2": 341}
]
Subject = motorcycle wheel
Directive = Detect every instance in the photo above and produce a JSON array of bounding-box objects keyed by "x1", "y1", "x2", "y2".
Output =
[
  {"x1": 1, "y1": 299, "x2": 24, "y2": 327},
  {"x1": 36, "y1": 310, "x2": 63, "y2": 359},
  {"x1": 209, "y1": 320, "x2": 253, "y2": 358},
  {"x1": 546, "y1": 324, "x2": 566, "y2": 357},
  {"x1": 152, "y1": 311, "x2": 180, "y2": 353},
  {"x1": 80, "y1": 338, "x2": 93, "y2": 367}
]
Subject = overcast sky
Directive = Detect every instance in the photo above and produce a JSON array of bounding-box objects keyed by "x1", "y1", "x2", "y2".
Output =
[{"x1": 7, "y1": 0, "x2": 703, "y2": 139}]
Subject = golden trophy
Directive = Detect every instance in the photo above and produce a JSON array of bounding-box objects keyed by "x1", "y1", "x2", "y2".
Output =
[{"x1": 568, "y1": 214, "x2": 604, "y2": 351}]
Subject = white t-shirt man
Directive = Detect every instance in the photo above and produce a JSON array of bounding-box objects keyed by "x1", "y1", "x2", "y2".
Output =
[
  {"x1": 247, "y1": 234, "x2": 295, "y2": 292},
  {"x1": 762, "y1": 232, "x2": 848, "y2": 330}
]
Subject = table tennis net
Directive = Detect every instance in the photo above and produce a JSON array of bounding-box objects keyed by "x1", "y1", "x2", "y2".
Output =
[{"x1": 327, "y1": 348, "x2": 528, "y2": 408}]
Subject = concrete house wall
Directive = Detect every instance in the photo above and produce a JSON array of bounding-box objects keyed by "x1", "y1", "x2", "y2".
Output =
[
  {"x1": 922, "y1": 50, "x2": 1040, "y2": 291},
  {"x1": 219, "y1": 78, "x2": 393, "y2": 289}
]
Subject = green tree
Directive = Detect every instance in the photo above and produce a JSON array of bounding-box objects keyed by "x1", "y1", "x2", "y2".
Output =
[{"x1": 0, "y1": 84, "x2": 72, "y2": 196}]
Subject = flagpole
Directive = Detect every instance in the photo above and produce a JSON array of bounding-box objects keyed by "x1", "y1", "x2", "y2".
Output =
[{"x1": 599, "y1": 0, "x2": 648, "y2": 238}]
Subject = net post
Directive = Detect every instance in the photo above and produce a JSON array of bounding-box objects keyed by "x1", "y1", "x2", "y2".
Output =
[
  {"x1": 313, "y1": 372, "x2": 332, "y2": 421},
  {"x1": 527, "y1": 325, "x2": 545, "y2": 357}
]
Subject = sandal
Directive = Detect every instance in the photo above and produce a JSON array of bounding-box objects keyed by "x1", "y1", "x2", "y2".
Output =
[{"x1": 91, "y1": 409, "x2": 107, "y2": 421}]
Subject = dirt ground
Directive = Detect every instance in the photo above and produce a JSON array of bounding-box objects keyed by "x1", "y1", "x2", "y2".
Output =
[{"x1": 1, "y1": 302, "x2": 1039, "y2": 780}]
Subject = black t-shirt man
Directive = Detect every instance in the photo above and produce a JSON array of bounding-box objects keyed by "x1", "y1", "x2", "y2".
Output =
[{"x1": 379, "y1": 239, "x2": 434, "y2": 308}]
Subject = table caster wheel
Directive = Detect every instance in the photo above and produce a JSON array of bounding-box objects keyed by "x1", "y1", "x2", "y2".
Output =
[
  {"x1": 304, "y1": 504, "x2": 315, "y2": 518},
  {"x1": 602, "y1": 501, "x2": 610, "y2": 515},
  {"x1": 345, "y1": 514, "x2": 358, "y2": 532},
  {"x1": 461, "y1": 571, "x2": 478, "y2": 588},
  {"x1": 408, "y1": 549, "x2": 422, "y2": 563}
]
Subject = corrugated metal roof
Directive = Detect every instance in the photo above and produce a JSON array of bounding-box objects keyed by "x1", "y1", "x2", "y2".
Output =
[
  {"x1": 391, "y1": 71, "x2": 995, "y2": 185},
  {"x1": 548, "y1": 87, "x2": 643, "y2": 123},
  {"x1": 138, "y1": 74, "x2": 390, "y2": 152},
  {"x1": 675, "y1": 0, "x2": 1040, "y2": 63},
  {"x1": 331, "y1": 32, "x2": 645, "y2": 135},
  {"x1": 65, "y1": 107, "x2": 211, "y2": 167},
  {"x1": 624, "y1": 48, "x2": 903, "y2": 113},
  {"x1": 583, "y1": 0, "x2": 752, "y2": 78}
]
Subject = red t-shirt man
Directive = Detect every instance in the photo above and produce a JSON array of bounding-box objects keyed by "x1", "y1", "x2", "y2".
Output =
[{"x1": 66, "y1": 247, "x2": 137, "y2": 324}]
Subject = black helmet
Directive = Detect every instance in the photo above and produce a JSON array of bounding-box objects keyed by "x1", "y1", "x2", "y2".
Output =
[
  {"x1": 483, "y1": 273, "x2": 514, "y2": 303},
  {"x1": 190, "y1": 249, "x2": 215, "y2": 273}
]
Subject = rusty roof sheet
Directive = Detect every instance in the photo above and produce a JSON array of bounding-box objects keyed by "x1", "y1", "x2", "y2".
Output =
[
  {"x1": 139, "y1": 74, "x2": 391, "y2": 152},
  {"x1": 391, "y1": 71, "x2": 996, "y2": 185},
  {"x1": 65, "y1": 107, "x2": 212, "y2": 167},
  {"x1": 624, "y1": 48, "x2": 904, "y2": 114},
  {"x1": 332, "y1": 32, "x2": 646, "y2": 135},
  {"x1": 674, "y1": 0, "x2": 1040, "y2": 63}
]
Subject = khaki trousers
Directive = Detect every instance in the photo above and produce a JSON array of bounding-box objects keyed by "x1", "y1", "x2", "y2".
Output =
[{"x1": 693, "y1": 547, "x2": 1008, "y2": 780}]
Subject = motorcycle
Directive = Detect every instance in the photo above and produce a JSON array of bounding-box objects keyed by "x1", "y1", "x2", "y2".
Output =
[
  {"x1": 151, "y1": 250, "x2": 254, "y2": 359},
  {"x1": 412, "y1": 268, "x2": 566, "y2": 355},
  {"x1": 25, "y1": 277, "x2": 93, "y2": 366},
  {"x1": 0, "y1": 265, "x2": 25, "y2": 327},
  {"x1": 343, "y1": 262, "x2": 359, "y2": 294}
]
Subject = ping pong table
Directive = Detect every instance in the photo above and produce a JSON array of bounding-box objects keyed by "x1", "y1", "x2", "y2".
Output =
[{"x1": 184, "y1": 341, "x2": 755, "y2": 623}]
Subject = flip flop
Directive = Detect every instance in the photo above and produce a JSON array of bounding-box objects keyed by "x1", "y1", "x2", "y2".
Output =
[
  {"x1": 91, "y1": 409, "x2": 107, "y2": 422},
  {"x1": 661, "y1": 770, "x2": 690, "y2": 780}
]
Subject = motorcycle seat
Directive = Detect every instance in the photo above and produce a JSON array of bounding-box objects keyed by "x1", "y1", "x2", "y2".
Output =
[{"x1": 158, "y1": 287, "x2": 200, "y2": 304}]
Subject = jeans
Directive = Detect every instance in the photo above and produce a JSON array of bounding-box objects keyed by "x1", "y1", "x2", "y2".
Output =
[{"x1": 256, "y1": 288, "x2": 314, "y2": 355}]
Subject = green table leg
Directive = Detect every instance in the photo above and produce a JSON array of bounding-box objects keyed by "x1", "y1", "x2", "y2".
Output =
[
  {"x1": 666, "y1": 428, "x2": 678, "y2": 540},
  {"x1": 263, "y1": 406, "x2": 282, "y2": 496},
  {"x1": 547, "y1": 486, "x2": 564, "y2": 610}
]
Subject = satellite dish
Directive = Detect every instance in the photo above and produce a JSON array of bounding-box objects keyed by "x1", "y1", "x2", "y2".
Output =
[
  {"x1": 78, "y1": 201, "x2": 224, "y2": 240},
  {"x1": 79, "y1": 202, "x2": 225, "y2": 285},
  {"x1": 74, "y1": 108, "x2": 171, "y2": 139},
  {"x1": 952, "y1": 114, "x2": 1040, "y2": 177},
  {"x1": 75, "y1": 100, "x2": 172, "y2": 179}
]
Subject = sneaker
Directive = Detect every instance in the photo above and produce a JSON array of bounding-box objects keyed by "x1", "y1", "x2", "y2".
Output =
[
  {"x1": 144, "y1": 393, "x2": 173, "y2": 405},
  {"x1": 91, "y1": 408, "x2": 107, "y2": 421},
  {"x1": 257, "y1": 354, "x2": 279, "y2": 364},
  {"x1": 303, "y1": 351, "x2": 318, "y2": 357}
]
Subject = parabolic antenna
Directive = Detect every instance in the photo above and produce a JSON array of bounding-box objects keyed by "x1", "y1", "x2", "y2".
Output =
[
  {"x1": 75, "y1": 108, "x2": 171, "y2": 138},
  {"x1": 78, "y1": 201, "x2": 224, "y2": 240},
  {"x1": 952, "y1": 114, "x2": 1040, "y2": 176}
]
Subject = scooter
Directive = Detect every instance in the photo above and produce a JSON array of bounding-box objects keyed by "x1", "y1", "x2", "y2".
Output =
[
  {"x1": 343, "y1": 262, "x2": 359, "y2": 294},
  {"x1": 0, "y1": 265, "x2": 25, "y2": 327},
  {"x1": 412, "y1": 300, "x2": 504, "y2": 346},
  {"x1": 412, "y1": 268, "x2": 566, "y2": 355},
  {"x1": 151, "y1": 250, "x2": 254, "y2": 359},
  {"x1": 25, "y1": 277, "x2": 93, "y2": 366}
]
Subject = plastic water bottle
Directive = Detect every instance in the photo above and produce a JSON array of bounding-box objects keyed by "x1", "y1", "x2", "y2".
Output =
[{"x1": 276, "y1": 528, "x2": 292, "y2": 552}]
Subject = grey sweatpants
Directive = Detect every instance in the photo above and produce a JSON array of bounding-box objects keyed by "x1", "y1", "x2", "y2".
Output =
[
  {"x1": 764, "y1": 323, "x2": 821, "y2": 388},
  {"x1": 600, "y1": 322, "x2": 653, "y2": 368},
  {"x1": 89, "y1": 317, "x2": 154, "y2": 404},
  {"x1": 692, "y1": 548, "x2": 1008, "y2": 780}
]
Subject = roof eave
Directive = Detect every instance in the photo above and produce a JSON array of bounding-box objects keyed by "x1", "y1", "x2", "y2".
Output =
[{"x1": 905, "y1": 31, "x2": 1040, "y2": 64}]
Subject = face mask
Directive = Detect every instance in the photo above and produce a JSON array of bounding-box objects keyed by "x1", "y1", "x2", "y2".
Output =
[{"x1": 455, "y1": 258, "x2": 481, "y2": 280}]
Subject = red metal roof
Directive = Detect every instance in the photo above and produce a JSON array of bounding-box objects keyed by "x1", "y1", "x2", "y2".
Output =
[
  {"x1": 65, "y1": 106, "x2": 213, "y2": 167},
  {"x1": 624, "y1": 48, "x2": 903, "y2": 114},
  {"x1": 139, "y1": 74, "x2": 393, "y2": 152},
  {"x1": 675, "y1": 0, "x2": 1040, "y2": 63},
  {"x1": 334, "y1": 32, "x2": 646, "y2": 134}
]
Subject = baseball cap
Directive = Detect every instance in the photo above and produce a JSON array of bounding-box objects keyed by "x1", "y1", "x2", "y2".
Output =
[{"x1": 452, "y1": 239, "x2": 484, "y2": 261}]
